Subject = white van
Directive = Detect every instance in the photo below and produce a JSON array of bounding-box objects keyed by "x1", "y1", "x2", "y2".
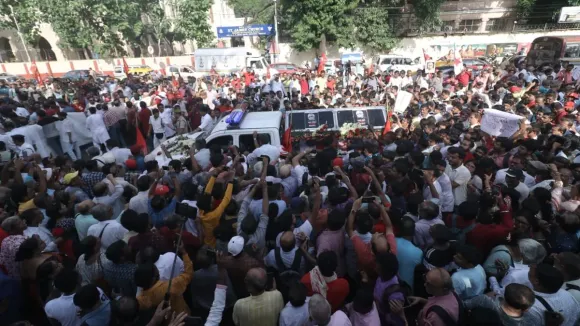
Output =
[
  {"x1": 113, "y1": 66, "x2": 126, "y2": 80},
  {"x1": 167, "y1": 65, "x2": 200, "y2": 79},
  {"x1": 194, "y1": 47, "x2": 277, "y2": 77},
  {"x1": 373, "y1": 54, "x2": 422, "y2": 73},
  {"x1": 146, "y1": 111, "x2": 284, "y2": 164}
]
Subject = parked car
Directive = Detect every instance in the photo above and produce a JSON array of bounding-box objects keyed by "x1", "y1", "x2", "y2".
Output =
[
  {"x1": 372, "y1": 54, "x2": 422, "y2": 73},
  {"x1": 128, "y1": 65, "x2": 153, "y2": 75},
  {"x1": 0, "y1": 73, "x2": 18, "y2": 83},
  {"x1": 167, "y1": 65, "x2": 200, "y2": 79},
  {"x1": 62, "y1": 70, "x2": 108, "y2": 82},
  {"x1": 269, "y1": 62, "x2": 305, "y2": 74},
  {"x1": 463, "y1": 58, "x2": 491, "y2": 71}
]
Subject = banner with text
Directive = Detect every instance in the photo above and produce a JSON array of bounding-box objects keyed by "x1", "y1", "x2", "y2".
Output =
[{"x1": 481, "y1": 109, "x2": 522, "y2": 137}]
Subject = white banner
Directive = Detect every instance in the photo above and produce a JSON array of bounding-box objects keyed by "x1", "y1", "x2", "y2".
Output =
[
  {"x1": 394, "y1": 90, "x2": 413, "y2": 113},
  {"x1": 481, "y1": 109, "x2": 522, "y2": 137}
]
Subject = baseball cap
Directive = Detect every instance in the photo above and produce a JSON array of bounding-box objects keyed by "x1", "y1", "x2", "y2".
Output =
[
  {"x1": 154, "y1": 184, "x2": 170, "y2": 196},
  {"x1": 332, "y1": 157, "x2": 343, "y2": 168},
  {"x1": 228, "y1": 236, "x2": 245, "y2": 256},
  {"x1": 568, "y1": 92, "x2": 579, "y2": 99},
  {"x1": 505, "y1": 168, "x2": 524, "y2": 180},
  {"x1": 565, "y1": 101, "x2": 575, "y2": 109},
  {"x1": 63, "y1": 171, "x2": 79, "y2": 185},
  {"x1": 125, "y1": 159, "x2": 137, "y2": 170}
]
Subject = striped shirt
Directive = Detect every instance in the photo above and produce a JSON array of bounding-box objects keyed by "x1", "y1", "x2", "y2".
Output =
[{"x1": 232, "y1": 290, "x2": 284, "y2": 326}]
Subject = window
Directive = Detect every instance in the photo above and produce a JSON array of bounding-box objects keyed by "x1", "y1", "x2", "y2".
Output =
[
  {"x1": 458, "y1": 19, "x2": 482, "y2": 32},
  {"x1": 380, "y1": 58, "x2": 392, "y2": 65},
  {"x1": 485, "y1": 19, "x2": 508, "y2": 32},
  {"x1": 565, "y1": 44, "x2": 580, "y2": 58},
  {"x1": 169, "y1": 67, "x2": 178, "y2": 73},
  {"x1": 206, "y1": 135, "x2": 233, "y2": 152},
  {"x1": 403, "y1": 58, "x2": 413, "y2": 65},
  {"x1": 239, "y1": 134, "x2": 270, "y2": 153}
]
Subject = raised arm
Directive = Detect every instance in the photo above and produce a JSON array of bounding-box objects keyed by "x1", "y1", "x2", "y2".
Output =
[
  {"x1": 364, "y1": 166, "x2": 389, "y2": 206},
  {"x1": 347, "y1": 197, "x2": 362, "y2": 238},
  {"x1": 260, "y1": 156, "x2": 268, "y2": 216},
  {"x1": 291, "y1": 147, "x2": 313, "y2": 167},
  {"x1": 334, "y1": 166, "x2": 358, "y2": 200}
]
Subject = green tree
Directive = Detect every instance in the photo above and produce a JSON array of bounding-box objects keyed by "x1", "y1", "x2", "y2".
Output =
[
  {"x1": 227, "y1": 0, "x2": 274, "y2": 24},
  {"x1": 173, "y1": 0, "x2": 214, "y2": 48},
  {"x1": 0, "y1": 0, "x2": 43, "y2": 43},
  {"x1": 353, "y1": 5, "x2": 399, "y2": 53},
  {"x1": 280, "y1": 0, "x2": 360, "y2": 52},
  {"x1": 516, "y1": 0, "x2": 536, "y2": 18},
  {"x1": 412, "y1": 0, "x2": 446, "y2": 31}
]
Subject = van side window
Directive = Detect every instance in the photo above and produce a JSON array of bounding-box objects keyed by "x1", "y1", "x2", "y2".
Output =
[
  {"x1": 380, "y1": 58, "x2": 391, "y2": 65},
  {"x1": 239, "y1": 134, "x2": 270, "y2": 153},
  {"x1": 206, "y1": 135, "x2": 233, "y2": 152}
]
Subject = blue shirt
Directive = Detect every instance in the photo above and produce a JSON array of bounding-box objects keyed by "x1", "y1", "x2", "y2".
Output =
[
  {"x1": 395, "y1": 237, "x2": 423, "y2": 291},
  {"x1": 80, "y1": 296, "x2": 111, "y2": 326},
  {"x1": 451, "y1": 264, "x2": 486, "y2": 300},
  {"x1": 148, "y1": 198, "x2": 177, "y2": 228}
]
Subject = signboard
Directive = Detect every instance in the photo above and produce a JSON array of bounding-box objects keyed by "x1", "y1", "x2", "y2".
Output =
[
  {"x1": 559, "y1": 7, "x2": 580, "y2": 23},
  {"x1": 480, "y1": 109, "x2": 522, "y2": 137},
  {"x1": 217, "y1": 25, "x2": 274, "y2": 38},
  {"x1": 394, "y1": 91, "x2": 413, "y2": 113},
  {"x1": 306, "y1": 113, "x2": 318, "y2": 128},
  {"x1": 425, "y1": 60, "x2": 436, "y2": 74},
  {"x1": 286, "y1": 107, "x2": 386, "y2": 132},
  {"x1": 341, "y1": 52, "x2": 363, "y2": 63}
]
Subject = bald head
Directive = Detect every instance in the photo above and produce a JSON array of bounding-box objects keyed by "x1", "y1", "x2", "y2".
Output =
[
  {"x1": 245, "y1": 267, "x2": 267, "y2": 294},
  {"x1": 279, "y1": 164, "x2": 292, "y2": 178},
  {"x1": 309, "y1": 294, "x2": 331, "y2": 324},
  {"x1": 280, "y1": 231, "x2": 295, "y2": 252},
  {"x1": 425, "y1": 268, "x2": 452, "y2": 296},
  {"x1": 76, "y1": 200, "x2": 95, "y2": 215}
]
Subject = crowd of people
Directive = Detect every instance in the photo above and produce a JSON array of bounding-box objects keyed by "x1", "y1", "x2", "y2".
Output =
[{"x1": 0, "y1": 55, "x2": 579, "y2": 326}]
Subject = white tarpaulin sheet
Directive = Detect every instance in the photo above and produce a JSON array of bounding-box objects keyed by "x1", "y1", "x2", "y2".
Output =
[{"x1": 481, "y1": 109, "x2": 522, "y2": 137}]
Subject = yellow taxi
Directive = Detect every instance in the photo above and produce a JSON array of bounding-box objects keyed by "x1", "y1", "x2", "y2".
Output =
[{"x1": 128, "y1": 65, "x2": 153, "y2": 75}]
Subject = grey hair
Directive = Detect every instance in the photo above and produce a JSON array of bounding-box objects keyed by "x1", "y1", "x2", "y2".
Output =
[
  {"x1": 419, "y1": 201, "x2": 440, "y2": 220},
  {"x1": 518, "y1": 238, "x2": 546, "y2": 265},
  {"x1": 309, "y1": 294, "x2": 331, "y2": 325},
  {"x1": 1, "y1": 216, "x2": 22, "y2": 233},
  {"x1": 90, "y1": 204, "x2": 111, "y2": 221},
  {"x1": 279, "y1": 164, "x2": 292, "y2": 179},
  {"x1": 253, "y1": 161, "x2": 264, "y2": 178}
]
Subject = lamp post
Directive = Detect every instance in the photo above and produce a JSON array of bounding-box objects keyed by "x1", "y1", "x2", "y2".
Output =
[
  {"x1": 273, "y1": 0, "x2": 279, "y2": 63},
  {"x1": 8, "y1": 4, "x2": 32, "y2": 62}
]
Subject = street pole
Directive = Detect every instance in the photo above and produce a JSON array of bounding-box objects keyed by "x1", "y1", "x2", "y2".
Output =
[
  {"x1": 8, "y1": 4, "x2": 32, "y2": 63},
  {"x1": 273, "y1": 0, "x2": 279, "y2": 63}
]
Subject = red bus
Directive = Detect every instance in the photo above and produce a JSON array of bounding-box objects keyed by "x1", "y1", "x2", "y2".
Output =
[{"x1": 526, "y1": 36, "x2": 566, "y2": 68}]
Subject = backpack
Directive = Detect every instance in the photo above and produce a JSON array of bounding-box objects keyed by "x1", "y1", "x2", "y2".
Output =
[
  {"x1": 535, "y1": 295, "x2": 565, "y2": 326},
  {"x1": 449, "y1": 214, "x2": 477, "y2": 245},
  {"x1": 273, "y1": 247, "x2": 303, "y2": 302},
  {"x1": 424, "y1": 291, "x2": 465, "y2": 326}
]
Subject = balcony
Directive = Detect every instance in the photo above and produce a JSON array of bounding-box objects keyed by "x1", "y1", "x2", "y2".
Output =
[{"x1": 439, "y1": 0, "x2": 517, "y2": 12}]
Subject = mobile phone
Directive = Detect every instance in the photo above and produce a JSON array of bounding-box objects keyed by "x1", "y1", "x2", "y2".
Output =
[
  {"x1": 492, "y1": 184, "x2": 502, "y2": 197},
  {"x1": 362, "y1": 196, "x2": 374, "y2": 203},
  {"x1": 175, "y1": 202, "x2": 198, "y2": 218},
  {"x1": 183, "y1": 316, "x2": 203, "y2": 326}
]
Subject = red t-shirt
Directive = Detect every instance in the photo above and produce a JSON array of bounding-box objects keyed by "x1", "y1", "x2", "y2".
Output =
[
  {"x1": 457, "y1": 71, "x2": 471, "y2": 86},
  {"x1": 465, "y1": 207, "x2": 513, "y2": 255},
  {"x1": 301, "y1": 273, "x2": 350, "y2": 312}
]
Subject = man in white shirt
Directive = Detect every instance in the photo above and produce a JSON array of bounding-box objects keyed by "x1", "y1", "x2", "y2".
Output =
[
  {"x1": 503, "y1": 168, "x2": 530, "y2": 204},
  {"x1": 86, "y1": 106, "x2": 111, "y2": 149},
  {"x1": 270, "y1": 75, "x2": 286, "y2": 97},
  {"x1": 148, "y1": 108, "x2": 165, "y2": 148},
  {"x1": 57, "y1": 111, "x2": 81, "y2": 160},
  {"x1": 10, "y1": 134, "x2": 35, "y2": 159},
  {"x1": 444, "y1": 147, "x2": 471, "y2": 207},
  {"x1": 206, "y1": 84, "x2": 218, "y2": 110},
  {"x1": 195, "y1": 105, "x2": 214, "y2": 136},
  {"x1": 45, "y1": 269, "x2": 83, "y2": 326},
  {"x1": 129, "y1": 176, "x2": 151, "y2": 215},
  {"x1": 159, "y1": 105, "x2": 175, "y2": 139},
  {"x1": 87, "y1": 203, "x2": 128, "y2": 250}
]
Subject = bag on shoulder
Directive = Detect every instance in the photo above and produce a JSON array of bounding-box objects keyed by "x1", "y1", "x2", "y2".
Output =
[
  {"x1": 535, "y1": 295, "x2": 564, "y2": 326},
  {"x1": 424, "y1": 291, "x2": 465, "y2": 326}
]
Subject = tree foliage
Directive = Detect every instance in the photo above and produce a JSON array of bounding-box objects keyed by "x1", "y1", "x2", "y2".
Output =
[
  {"x1": 227, "y1": 0, "x2": 274, "y2": 24},
  {"x1": 174, "y1": 0, "x2": 214, "y2": 48},
  {"x1": 3, "y1": 0, "x2": 213, "y2": 57},
  {"x1": 280, "y1": 0, "x2": 360, "y2": 52},
  {"x1": 353, "y1": 7, "x2": 399, "y2": 53},
  {"x1": 412, "y1": 0, "x2": 446, "y2": 31}
]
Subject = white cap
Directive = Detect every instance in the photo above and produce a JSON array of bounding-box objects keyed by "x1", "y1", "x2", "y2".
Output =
[{"x1": 228, "y1": 236, "x2": 245, "y2": 256}]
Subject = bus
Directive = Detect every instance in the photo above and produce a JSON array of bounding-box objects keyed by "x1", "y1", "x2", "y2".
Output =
[{"x1": 526, "y1": 36, "x2": 566, "y2": 68}]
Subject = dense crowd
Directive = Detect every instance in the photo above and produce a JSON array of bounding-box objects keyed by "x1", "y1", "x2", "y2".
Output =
[{"x1": 0, "y1": 57, "x2": 579, "y2": 326}]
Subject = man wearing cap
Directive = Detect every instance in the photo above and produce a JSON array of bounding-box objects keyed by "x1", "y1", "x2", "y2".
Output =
[
  {"x1": 63, "y1": 171, "x2": 90, "y2": 202},
  {"x1": 218, "y1": 235, "x2": 265, "y2": 299}
]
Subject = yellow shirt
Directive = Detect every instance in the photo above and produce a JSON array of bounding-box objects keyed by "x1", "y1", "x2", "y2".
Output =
[
  {"x1": 232, "y1": 290, "x2": 284, "y2": 326},
  {"x1": 199, "y1": 177, "x2": 233, "y2": 247},
  {"x1": 18, "y1": 199, "x2": 36, "y2": 214},
  {"x1": 137, "y1": 253, "x2": 193, "y2": 314}
]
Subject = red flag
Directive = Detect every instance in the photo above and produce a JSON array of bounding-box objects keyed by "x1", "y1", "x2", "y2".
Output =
[
  {"x1": 172, "y1": 75, "x2": 179, "y2": 88},
  {"x1": 31, "y1": 60, "x2": 43, "y2": 86},
  {"x1": 382, "y1": 112, "x2": 392, "y2": 136},
  {"x1": 317, "y1": 34, "x2": 327, "y2": 75},
  {"x1": 136, "y1": 128, "x2": 148, "y2": 154},
  {"x1": 122, "y1": 57, "x2": 130, "y2": 75},
  {"x1": 266, "y1": 66, "x2": 271, "y2": 80},
  {"x1": 282, "y1": 124, "x2": 292, "y2": 152},
  {"x1": 422, "y1": 48, "x2": 431, "y2": 61},
  {"x1": 317, "y1": 53, "x2": 327, "y2": 75},
  {"x1": 46, "y1": 62, "x2": 54, "y2": 77}
]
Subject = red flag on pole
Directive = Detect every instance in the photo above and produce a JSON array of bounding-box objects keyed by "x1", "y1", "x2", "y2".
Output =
[
  {"x1": 382, "y1": 112, "x2": 392, "y2": 136},
  {"x1": 317, "y1": 34, "x2": 327, "y2": 75},
  {"x1": 422, "y1": 48, "x2": 431, "y2": 61},
  {"x1": 282, "y1": 124, "x2": 292, "y2": 152},
  {"x1": 31, "y1": 60, "x2": 43, "y2": 86},
  {"x1": 122, "y1": 57, "x2": 130, "y2": 75},
  {"x1": 46, "y1": 62, "x2": 54, "y2": 77},
  {"x1": 136, "y1": 128, "x2": 148, "y2": 154}
]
